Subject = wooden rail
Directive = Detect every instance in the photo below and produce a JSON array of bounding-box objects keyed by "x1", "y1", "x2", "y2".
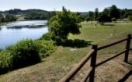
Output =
[
  {"x1": 59, "y1": 50, "x2": 94, "y2": 82},
  {"x1": 97, "y1": 38, "x2": 127, "y2": 50},
  {"x1": 59, "y1": 34, "x2": 132, "y2": 82}
]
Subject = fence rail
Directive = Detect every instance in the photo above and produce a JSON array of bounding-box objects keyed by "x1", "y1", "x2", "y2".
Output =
[
  {"x1": 97, "y1": 38, "x2": 127, "y2": 50},
  {"x1": 59, "y1": 34, "x2": 132, "y2": 82},
  {"x1": 59, "y1": 50, "x2": 94, "y2": 82}
]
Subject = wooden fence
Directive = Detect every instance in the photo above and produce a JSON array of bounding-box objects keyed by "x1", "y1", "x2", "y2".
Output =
[{"x1": 59, "y1": 34, "x2": 132, "y2": 82}]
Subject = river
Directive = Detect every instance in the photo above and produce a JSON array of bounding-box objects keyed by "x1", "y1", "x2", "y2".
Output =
[{"x1": 0, "y1": 20, "x2": 48, "y2": 49}]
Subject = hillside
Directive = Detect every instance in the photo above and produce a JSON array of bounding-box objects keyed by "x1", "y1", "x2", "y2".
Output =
[{"x1": 0, "y1": 21, "x2": 132, "y2": 82}]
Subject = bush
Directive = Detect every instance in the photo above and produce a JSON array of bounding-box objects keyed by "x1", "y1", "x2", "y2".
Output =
[
  {"x1": 41, "y1": 33, "x2": 52, "y2": 40},
  {"x1": 7, "y1": 39, "x2": 41, "y2": 69},
  {"x1": 128, "y1": 15, "x2": 132, "y2": 21},
  {"x1": 85, "y1": 17, "x2": 90, "y2": 22},
  {"x1": 35, "y1": 40, "x2": 56, "y2": 58},
  {"x1": 0, "y1": 50, "x2": 13, "y2": 74},
  {"x1": 0, "y1": 39, "x2": 56, "y2": 74}
]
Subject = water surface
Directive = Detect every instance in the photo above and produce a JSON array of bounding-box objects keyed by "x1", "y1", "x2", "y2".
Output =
[{"x1": 0, "y1": 20, "x2": 48, "y2": 49}]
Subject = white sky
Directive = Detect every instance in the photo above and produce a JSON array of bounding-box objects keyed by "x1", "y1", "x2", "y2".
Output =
[{"x1": 0, "y1": 0, "x2": 132, "y2": 11}]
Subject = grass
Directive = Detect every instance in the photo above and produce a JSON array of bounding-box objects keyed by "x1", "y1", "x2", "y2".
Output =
[{"x1": 0, "y1": 21, "x2": 132, "y2": 82}]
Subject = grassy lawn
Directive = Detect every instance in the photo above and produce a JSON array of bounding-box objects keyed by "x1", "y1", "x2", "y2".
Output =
[{"x1": 0, "y1": 21, "x2": 132, "y2": 82}]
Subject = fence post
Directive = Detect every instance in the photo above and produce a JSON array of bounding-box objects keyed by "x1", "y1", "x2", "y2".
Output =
[
  {"x1": 124, "y1": 34, "x2": 131, "y2": 63},
  {"x1": 89, "y1": 45, "x2": 98, "y2": 82}
]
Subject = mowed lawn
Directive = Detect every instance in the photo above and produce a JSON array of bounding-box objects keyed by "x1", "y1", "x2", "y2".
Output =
[{"x1": 0, "y1": 21, "x2": 132, "y2": 82}]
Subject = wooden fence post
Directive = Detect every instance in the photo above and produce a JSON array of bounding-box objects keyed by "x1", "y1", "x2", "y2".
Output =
[
  {"x1": 89, "y1": 45, "x2": 97, "y2": 82},
  {"x1": 124, "y1": 34, "x2": 131, "y2": 63}
]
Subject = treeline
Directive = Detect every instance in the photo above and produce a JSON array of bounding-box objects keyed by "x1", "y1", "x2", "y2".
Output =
[
  {"x1": 83, "y1": 5, "x2": 132, "y2": 24},
  {"x1": 0, "y1": 9, "x2": 56, "y2": 21},
  {"x1": 24, "y1": 12, "x2": 56, "y2": 20},
  {"x1": 0, "y1": 14, "x2": 17, "y2": 22}
]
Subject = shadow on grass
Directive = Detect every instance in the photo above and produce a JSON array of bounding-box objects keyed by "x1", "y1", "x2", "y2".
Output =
[
  {"x1": 118, "y1": 70, "x2": 132, "y2": 82},
  {"x1": 59, "y1": 39, "x2": 93, "y2": 48}
]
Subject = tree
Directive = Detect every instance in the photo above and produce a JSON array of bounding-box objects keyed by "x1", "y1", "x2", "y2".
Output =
[
  {"x1": 4, "y1": 14, "x2": 17, "y2": 22},
  {"x1": 85, "y1": 17, "x2": 90, "y2": 22},
  {"x1": 109, "y1": 5, "x2": 120, "y2": 19},
  {"x1": 94, "y1": 8, "x2": 99, "y2": 21},
  {"x1": 103, "y1": 8, "x2": 110, "y2": 16},
  {"x1": 97, "y1": 12, "x2": 111, "y2": 25},
  {"x1": 48, "y1": 7, "x2": 81, "y2": 43},
  {"x1": 0, "y1": 14, "x2": 4, "y2": 22},
  {"x1": 87, "y1": 11, "x2": 94, "y2": 21}
]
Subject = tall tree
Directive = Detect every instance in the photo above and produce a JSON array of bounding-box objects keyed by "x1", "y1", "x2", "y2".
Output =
[
  {"x1": 94, "y1": 8, "x2": 99, "y2": 21},
  {"x1": 97, "y1": 12, "x2": 111, "y2": 25},
  {"x1": 87, "y1": 11, "x2": 94, "y2": 20},
  {"x1": 48, "y1": 7, "x2": 81, "y2": 43},
  {"x1": 103, "y1": 8, "x2": 110, "y2": 16},
  {"x1": 109, "y1": 5, "x2": 120, "y2": 19},
  {"x1": 0, "y1": 14, "x2": 3, "y2": 22}
]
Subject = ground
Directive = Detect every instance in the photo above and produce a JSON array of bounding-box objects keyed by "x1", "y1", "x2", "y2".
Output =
[{"x1": 0, "y1": 21, "x2": 132, "y2": 82}]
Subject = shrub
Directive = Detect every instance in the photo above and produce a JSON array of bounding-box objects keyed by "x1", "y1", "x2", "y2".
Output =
[
  {"x1": 35, "y1": 40, "x2": 56, "y2": 58},
  {"x1": 41, "y1": 33, "x2": 52, "y2": 40},
  {"x1": 0, "y1": 50, "x2": 13, "y2": 74},
  {"x1": 128, "y1": 15, "x2": 132, "y2": 21},
  {"x1": 0, "y1": 39, "x2": 56, "y2": 74},
  {"x1": 85, "y1": 17, "x2": 90, "y2": 22},
  {"x1": 7, "y1": 39, "x2": 41, "y2": 69}
]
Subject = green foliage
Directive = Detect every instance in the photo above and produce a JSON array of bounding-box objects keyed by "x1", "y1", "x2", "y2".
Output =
[
  {"x1": 48, "y1": 7, "x2": 81, "y2": 43},
  {"x1": 4, "y1": 14, "x2": 17, "y2": 22},
  {"x1": 25, "y1": 12, "x2": 47, "y2": 20},
  {"x1": 97, "y1": 5, "x2": 120, "y2": 24},
  {"x1": 0, "y1": 14, "x2": 4, "y2": 22},
  {"x1": 35, "y1": 40, "x2": 56, "y2": 58},
  {"x1": 7, "y1": 40, "x2": 41, "y2": 69},
  {"x1": 94, "y1": 8, "x2": 99, "y2": 21},
  {"x1": 87, "y1": 11, "x2": 94, "y2": 21},
  {"x1": 0, "y1": 14, "x2": 17, "y2": 23},
  {"x1": 109, "y1": 5, "x2": 120, "y2": 19},
  {"x1": 1, "y1": 9, "x2": 55, "y2": 20},
  {"x1": 85, "y1": 17, "x2": 90, "y2": 22},
  {"x1": 41, "y1": 33, "x2": 52, "y2": 40},
  {"x1": 0, "y1": 50, "x2": 13, "y2": 74},
  {"x1": 97, "y1": 12, "x2": 111, "y2": 25},
  {"x1": 128, "y1": 15, "x2": 132, "y2": 21},
  {"x1": 76, "y1": 15, "x2": 85, "y2": 23},
  {"x1": 0, "y1": 39, "x2": 56, "y2": 74}
]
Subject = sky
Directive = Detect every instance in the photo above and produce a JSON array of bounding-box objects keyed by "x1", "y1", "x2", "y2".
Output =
[{"x1": 0, "y1": 0, "x2": 132, "y2": 12}]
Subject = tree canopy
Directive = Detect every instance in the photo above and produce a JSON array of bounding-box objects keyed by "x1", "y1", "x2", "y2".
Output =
[
  {"x1": 109, "y1": 5, "x2": 120, "y2": 19},
  {"x1": 0, "y1": 14, "x2": 17, "y2": 23},
  {"x1": 48, "y1": 7, "x2": 81, "y2": 43}
]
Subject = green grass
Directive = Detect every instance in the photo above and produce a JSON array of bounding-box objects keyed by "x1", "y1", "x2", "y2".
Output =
[{"x1": 0, "y1": 22, "x2": 132, "y2": 82}]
